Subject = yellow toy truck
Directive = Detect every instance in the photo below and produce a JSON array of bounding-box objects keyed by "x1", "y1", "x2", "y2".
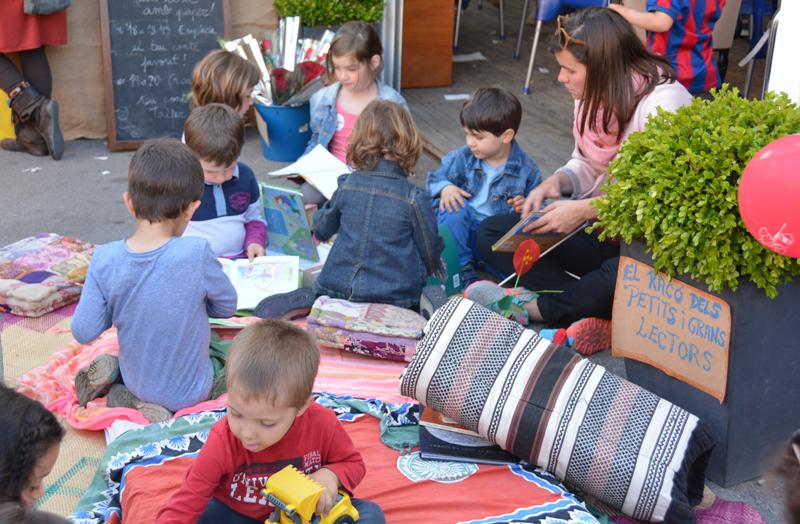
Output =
[{"x1": 263, "y1": 465, "x2": 360, "y2": 524}]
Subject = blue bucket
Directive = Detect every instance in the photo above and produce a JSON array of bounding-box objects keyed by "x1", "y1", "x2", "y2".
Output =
[{"x1": 255, "y1": 102, "x2": 312, "y2": 162}]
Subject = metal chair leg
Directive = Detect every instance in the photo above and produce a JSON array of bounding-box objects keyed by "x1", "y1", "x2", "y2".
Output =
[
  {"x1": 743, "y1": 59, "x2": 755, "y2": 98},
  {"x1": 514, "y1": 0, "x2": 531, "y2": 59},
  {"x1": 455, "y1": 0, "x2": 464, "y2": 48},
  {"x1": 498, "y1": 0, "x2": 506, "y2": 40},
  {"x1": 522, "y1": 20, "x2": 543, "y2": 94}
]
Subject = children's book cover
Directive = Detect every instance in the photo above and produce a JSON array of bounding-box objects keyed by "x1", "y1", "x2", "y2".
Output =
[
  {"x1": 419, "y1": 406, "x2": 480, "y2": 437},
  {"x1": 491, "y1": 212, "x2": 587, "y2": 253},
  {"x1": 218, "y1": 256, "x2": 299, "y2": 310},
  {"x1": 260, "y1": 182, "x2": 319, "y2": 261},
  {"x1": 418, "y1": 425, "x2": 520, "y2": 466}
]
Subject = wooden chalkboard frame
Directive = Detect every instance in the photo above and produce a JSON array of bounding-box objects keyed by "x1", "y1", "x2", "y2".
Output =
[{"x1": 99, "y1": 0, "x2": 231, "y2": 151}]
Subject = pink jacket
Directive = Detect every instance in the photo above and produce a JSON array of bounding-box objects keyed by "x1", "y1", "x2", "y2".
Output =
[{"x1": 560, "y1": 80, "x2": 692, "y2": 199}]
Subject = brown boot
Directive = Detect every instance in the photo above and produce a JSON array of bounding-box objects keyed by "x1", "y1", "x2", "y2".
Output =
[
  {"x1": 8, "y1": 83, "x2": 64, "y2": 160},
  {"x1": 0, "y1": 124, "x2": 49, "y2": 157}
]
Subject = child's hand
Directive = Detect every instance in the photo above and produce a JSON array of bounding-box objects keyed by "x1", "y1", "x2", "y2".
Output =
[
  {"x1": 246, "y1": 243, "x2": 265, "y2": 261},
  {"x1": 439, "y1": 185, "x2": 472, "y2": 213},
  {"x1": 507, "y1": 195, "x2": 525, "y2": 214},
  {"x1": 309, "y1": 468, "x2": 340, "y2": 516}
]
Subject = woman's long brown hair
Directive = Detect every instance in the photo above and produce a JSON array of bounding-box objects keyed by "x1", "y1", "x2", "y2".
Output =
[{"x1": 550, "y1": 7, "x2": 676, "y2": 142}]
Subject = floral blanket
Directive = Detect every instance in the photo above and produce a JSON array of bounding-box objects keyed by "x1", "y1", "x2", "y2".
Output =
[{"x1": 71, "y1": 394, "x2": 602, "y2": 524}]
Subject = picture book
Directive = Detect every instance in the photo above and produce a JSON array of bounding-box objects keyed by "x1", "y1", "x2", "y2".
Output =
[
  {"x1": 425, "y1": 224, "x2": 463, "y2": 295},
  {"x1": 491, "y1": 211, "x2": 587, "y2": 253},
  {"x1": 268, "y1": 144, "x2": 350, "y2": 200},
  {"x1": 419, "y1": 406, "x2": 480, "y2": 437},
  {"x1": 218, "y1": 256, "x2": 299, "y2": 310},
  {"x1": 418, "y1": 425, "x2": 521, "y2": 466},
  {"x1": 260, "y1": 182, "x2": 319, "y2": 261}
]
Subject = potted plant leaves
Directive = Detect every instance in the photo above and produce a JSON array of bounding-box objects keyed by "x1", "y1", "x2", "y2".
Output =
[
  {"x1": 274, "y1": 0, "x2": 385, "y2": 38},
  {"x1": 592, "y1": 86, "x2": 800, "y2": 486}
]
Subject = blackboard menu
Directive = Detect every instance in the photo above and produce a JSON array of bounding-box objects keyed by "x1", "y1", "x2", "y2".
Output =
[{"x1": 99, "y1": 0, "x2": 230, "y2": 150}]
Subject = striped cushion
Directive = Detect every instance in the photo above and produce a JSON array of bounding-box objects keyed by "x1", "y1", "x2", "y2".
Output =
[{"x1": 400, "y1": 297, "x2": 717, "y2": 523}]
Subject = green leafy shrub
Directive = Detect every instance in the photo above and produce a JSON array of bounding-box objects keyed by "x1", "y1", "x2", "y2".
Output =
[
  {"x1": 593, "y1": 86, "x2": 800, "y2": 298},
  {"x1": 274, "y1": 0, "x2": 385, "y2": 27}
]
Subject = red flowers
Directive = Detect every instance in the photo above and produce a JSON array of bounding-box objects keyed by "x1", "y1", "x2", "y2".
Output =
[{"x1": 270, "y1": 61, "x2": 326, "y2": 105}]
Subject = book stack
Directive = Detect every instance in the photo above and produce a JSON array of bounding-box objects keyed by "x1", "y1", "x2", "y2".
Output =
[{"x1": 418, "y1": 406, "x2": 520, "y2": 466}]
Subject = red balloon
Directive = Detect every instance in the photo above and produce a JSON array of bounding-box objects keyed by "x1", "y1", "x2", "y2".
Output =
[
  {"x1": 738, "y1": 134, "x2": 800, "y2": 258},
  {"x1": 513, "y1": 239, "x2": 541, "y2": 276}
]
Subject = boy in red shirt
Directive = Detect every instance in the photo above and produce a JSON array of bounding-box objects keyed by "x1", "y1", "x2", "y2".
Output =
[
  {"x1": 609, "y1": 1, "x2": 724, "y2": 96},
  {"x1": 157, "y1": 319, "x2": 385, "y2": 523}
]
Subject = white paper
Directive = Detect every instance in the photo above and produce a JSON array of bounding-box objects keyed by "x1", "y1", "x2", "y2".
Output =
[
  {"x1": 452, "y1": 51, "x2": 487, "y2": 62},
  {"x1": 219, "y1": 256, "x2": 300, "y2": 310},
  {"x1": 104, "y1": 419, "x2": 147, "y2": 444},
  {"x1": 444, "y1": 94, "x2": 471, "y2": 101},
  {"x1": 268, "y1": 145, "x2": 350, "y2": 200}
]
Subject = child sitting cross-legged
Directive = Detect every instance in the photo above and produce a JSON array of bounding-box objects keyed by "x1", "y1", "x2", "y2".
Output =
[
  {"x1": 182, "y1": 103, "x2": 267, "y2": 260},
  {"x1": 254, "y1": 100, "x2": 443, "y2": 319},
  {"x1": 156, "y1": 319, "x2": 385, "y2": 524},
  {"x1": 72, "y1": 139, "x2": 238, "y2": 422},
  {"x1": 428, "y1": 87, "x2": 542, "y2": 287}
]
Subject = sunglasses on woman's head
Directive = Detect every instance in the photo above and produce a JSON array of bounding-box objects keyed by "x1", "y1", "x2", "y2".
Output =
[
  {"x1": 556, "y1": 15, "x2": 585, "y2": 48},
  {"x1": 793, "y1": 430, "x2": 800, "y2": 465}
]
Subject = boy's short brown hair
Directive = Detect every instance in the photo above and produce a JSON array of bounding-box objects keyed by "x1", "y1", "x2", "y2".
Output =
[
  {"x1": 460, "y1": 86, "x2": 522, "y2": 136},
  {"x1": 347, "y1": 99, "x2": 421, "y2": 175},
  {"x1": 184, "y1": 103, "x2": 244, "y2": 167},
  {"x1": 225, "y1": 319, "x2": 320, "y2": 409},
  {"x1": 127, "y1": 139, "x2": 204, "y2": 222}
]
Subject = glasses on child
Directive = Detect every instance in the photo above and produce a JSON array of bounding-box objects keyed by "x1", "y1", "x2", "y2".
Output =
[{"x1": 556, "y1": 15, "x2": 584, "y2": 48}]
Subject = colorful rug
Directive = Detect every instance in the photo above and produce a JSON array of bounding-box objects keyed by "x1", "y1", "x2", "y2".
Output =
[
  {"x1": 16, "y1": 316, "x2": 411, "y2": 431},
  {"x1": 72, "y1": 396, "x2": 600, "y2": 524}
]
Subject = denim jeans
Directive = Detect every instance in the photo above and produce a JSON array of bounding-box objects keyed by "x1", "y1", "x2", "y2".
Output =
[
  {"x1": 437, "y1": 204, "x2": 481, "y2": 267},
  {"x1": 476, "y1": 213, "x2": 619, "y2": 326},
  {"x1": 199, "y1": 497, "x2": 386, "y2": 523}
]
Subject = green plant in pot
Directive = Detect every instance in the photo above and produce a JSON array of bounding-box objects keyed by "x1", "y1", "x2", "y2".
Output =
[
  {"x1": 274, "y1": 0, "x2": 385, "y2": 27},
  {"x1": 592, "y1": 86, "x2": 800, "y2": 298}
]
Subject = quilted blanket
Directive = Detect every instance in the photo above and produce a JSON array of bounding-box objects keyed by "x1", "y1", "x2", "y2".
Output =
[
  {"x1": 71, "y1": 395, "x2": 603, "y2": 524},
  {"x1": 0, "y1": 233, "x2": 94, "y2": 317}
]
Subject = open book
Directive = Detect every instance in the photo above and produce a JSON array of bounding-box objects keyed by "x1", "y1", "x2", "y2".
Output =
[
  {"x1": 491, "y1": 211, "x2": 587, "y2": 253},
  {"x1": 218, "y1": 256, "x2": 299, "y2": 310},
  {"x1": 260, "y1": 182, "x2": 319, "y2": 261},
  {"x1": 268, "y1": 144, "x2": 350, "y2": 200}
]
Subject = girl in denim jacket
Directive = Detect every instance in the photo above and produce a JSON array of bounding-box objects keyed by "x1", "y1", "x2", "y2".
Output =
[
  {"x1": 299, "y1": 21, "x2": 407, "y2": 204},
  {"x1": 255, "y1": 100, "x2": 443, "y2": 317}
]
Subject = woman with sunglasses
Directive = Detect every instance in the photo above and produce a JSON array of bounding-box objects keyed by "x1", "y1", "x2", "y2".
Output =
[{"x1": 474, "y1": 7, "x2": 691, "y2": 345}]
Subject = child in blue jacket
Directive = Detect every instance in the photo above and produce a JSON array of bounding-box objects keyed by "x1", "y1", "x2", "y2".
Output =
[{"x1": 428, "y1": 87, "x2": 542, "y2": 286}]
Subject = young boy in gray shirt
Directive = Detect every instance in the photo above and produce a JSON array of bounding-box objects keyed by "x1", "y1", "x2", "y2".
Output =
[{"x1": 72, "y1": 139, "x2": 237, "y2": 422}]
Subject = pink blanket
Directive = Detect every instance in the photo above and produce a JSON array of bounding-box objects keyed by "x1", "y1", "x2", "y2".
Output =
[{"x1": 16, "y1": 318, "x2": 411, "y2": 430}]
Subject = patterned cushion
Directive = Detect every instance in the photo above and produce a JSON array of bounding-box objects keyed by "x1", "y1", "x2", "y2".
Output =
[
  {"x1": 400, "y1": 297, "x2": 717, "y2": 523},
  {"x1": 0, "y1": 233, "x2": 94, "y2": 317},
  {"x1": 306, "y1": 296, "x2": 426, "y2": 362}
]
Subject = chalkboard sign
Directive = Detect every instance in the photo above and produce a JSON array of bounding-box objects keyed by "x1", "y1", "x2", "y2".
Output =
[{"x1": 99, "y1": 0, "x2": 231, "y2": 150}]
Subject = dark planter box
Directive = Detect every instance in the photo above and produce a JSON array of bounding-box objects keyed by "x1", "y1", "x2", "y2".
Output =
[{"x1": 622, "y1": 240, "x2": 800, "y2": 487}]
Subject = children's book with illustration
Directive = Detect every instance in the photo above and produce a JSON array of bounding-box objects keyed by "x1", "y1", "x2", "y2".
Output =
[
  {"x1": 419, "y1": 406, "x2": 480, "y2": 437},
  {"x1": 491, "y1": 211, "x2": 587, "y2": 253},
  {"x1": 418, "y1": 425, "x2": 520, "y2": 466},
  {"x1": 218, "y1": 256, "x2": 299, "y2": 310},
  {"x1": 260, "y1": 182, "x2": 319, "y2": 261},
  {"x1": 267, "y1": 144, "x2": 350, "y2": 200}
]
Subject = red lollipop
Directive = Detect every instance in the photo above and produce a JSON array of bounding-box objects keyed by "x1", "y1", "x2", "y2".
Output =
[
  {"x1": 512, "y1": 239, "x2": 541, "y2": 288},
  {"x1": 738, "y1": 134, "x2": 800, "y2": 258}
]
